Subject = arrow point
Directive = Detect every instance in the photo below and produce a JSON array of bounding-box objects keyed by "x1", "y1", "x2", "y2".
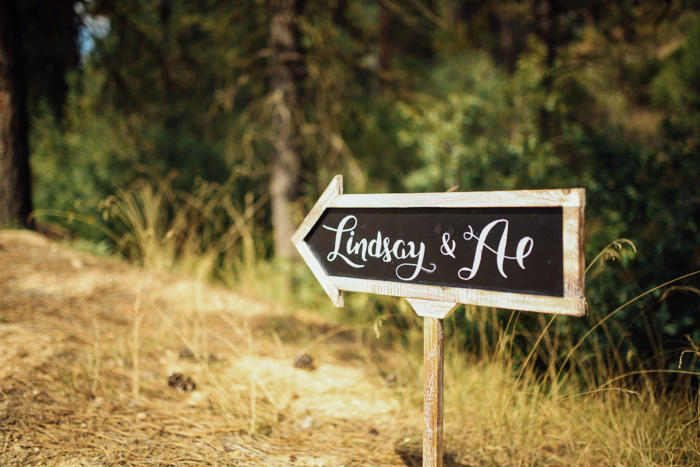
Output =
[{"x1": 293, "y1": 175, "x2": 345, "y2": 307}]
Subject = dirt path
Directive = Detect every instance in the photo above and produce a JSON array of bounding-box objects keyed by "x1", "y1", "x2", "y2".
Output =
[{"x1": 0, "y1": 230, "x2": 425, "y2": 466}]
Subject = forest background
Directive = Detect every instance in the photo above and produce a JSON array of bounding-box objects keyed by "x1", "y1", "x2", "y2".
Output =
[{"x1": 2, "y1": 0, "x2": 700, "y2": 431}]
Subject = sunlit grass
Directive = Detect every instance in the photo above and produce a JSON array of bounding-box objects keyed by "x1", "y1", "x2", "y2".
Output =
[
  {"x1": 34, "y1": 167, "x2": 268, "y2": 284},
  {"x1": 101, "y1": 168, "x2": 268, "y2": 282},
  {"x1": 29, "y1": 174, "x2": 700, "y2": 465},
  {"x1": 355, "y1": 241, "x2": 700, "y2": 465}
]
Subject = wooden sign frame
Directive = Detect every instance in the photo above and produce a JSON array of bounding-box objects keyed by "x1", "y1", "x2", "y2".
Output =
[{"x1": 292, "y1": 175, "x2": 586, "y2": 316}]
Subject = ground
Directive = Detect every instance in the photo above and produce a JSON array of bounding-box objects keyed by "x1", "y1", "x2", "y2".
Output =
[{"x1": 0, "y1": 230, "x2": 434, "y2": 466}]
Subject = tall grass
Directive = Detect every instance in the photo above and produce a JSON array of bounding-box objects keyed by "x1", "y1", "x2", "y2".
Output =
[
  {"x1": 320, "y1": 240, "x2": 699, "y2": 464},
  {"x1": 93, "y1": 172, "x2": 700, "y2": 382},
  {"x1": 34, "y1": 173, "x2": 700, "y2": 465},
  {"x1": 71, "y1": 168, "x2": 269, "y2": 283},
  {"x1": 388, "y1": 249, "x2": 700, "y2": 465}
]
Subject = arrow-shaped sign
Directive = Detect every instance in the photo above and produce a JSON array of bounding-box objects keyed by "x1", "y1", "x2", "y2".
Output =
[
  {"x1": 293, "y1": 175, "x2": 585, "y2": 316},
  {"x1": 293, "y1": 175, "x2": 586, "y2": 466}
]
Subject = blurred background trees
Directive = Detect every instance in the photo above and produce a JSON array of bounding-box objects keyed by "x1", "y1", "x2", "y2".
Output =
[
  {"x1": 7, "y1": 0, "x2": 700, "y2": 369},
  {"x1": 0, "y1": 0, "x2": 33, "y2": 227}
]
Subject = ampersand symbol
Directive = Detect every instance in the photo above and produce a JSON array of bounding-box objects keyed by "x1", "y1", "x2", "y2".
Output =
[{"x1": 440, "y1": 232, "x2": 456, "y2": 258}]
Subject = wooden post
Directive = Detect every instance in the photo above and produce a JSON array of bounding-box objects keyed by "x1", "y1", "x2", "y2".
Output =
[
  {"x1": 406, "y1": 299, "x2": 458, "y2": 467},
  {"x1": 423, "y1": 316, "x2": 444, "y2": 467}
]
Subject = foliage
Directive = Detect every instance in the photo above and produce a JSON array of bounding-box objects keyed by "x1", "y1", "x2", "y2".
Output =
[
  {"x1": 395, "y1": 51, "x2": 567, "y2": 193},
  {"x1": 13, "y1": 3, "x2": 700, "y2": 465},
  {"x1": 30, "y1": 94, "x2": 139, "y2": 240},
  {"x1": 23, "y1": 1, "x2": 700, "y2": 377}
]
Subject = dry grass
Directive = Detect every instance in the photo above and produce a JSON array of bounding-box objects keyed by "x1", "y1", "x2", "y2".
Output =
[
  {"x1": 2, "y1": 229, "x2": 699, "y2": 465},
  {"x1": 0, "y1": 230, "x2": 418, "y2": 466},
  {"x1": 437, "y1": 355, "x2": 700, "y2": 466},
  {"x1": 7, "y1": 173, "x2": 700, "y2": 466}
]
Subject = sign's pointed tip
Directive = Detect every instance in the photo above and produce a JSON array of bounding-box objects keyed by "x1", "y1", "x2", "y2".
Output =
[{"x1": 292, "y1": 175, "x2": 345, "y2": 308}]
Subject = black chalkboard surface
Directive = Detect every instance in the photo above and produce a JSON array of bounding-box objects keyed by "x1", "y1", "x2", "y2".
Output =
[{"x1": 305, "y1": 207, "x2": 564, "y2": 297}]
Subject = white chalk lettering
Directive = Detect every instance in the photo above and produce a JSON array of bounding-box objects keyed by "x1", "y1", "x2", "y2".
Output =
[
  {"x1": 458, "y1": 219, "x2": 533, "y2": 281},
  {"x1": 323, "y1": 215, "x2": 436, "y2": 281},
  {"x1": 325, "y1": 215, "x2": 364, "y2": 268}
]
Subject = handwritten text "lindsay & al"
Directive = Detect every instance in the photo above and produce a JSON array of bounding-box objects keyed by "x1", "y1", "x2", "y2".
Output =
[
  {"x1": 322, "y1": 215, "x2": 436, "y2": 281},
  {"x1": 322, "y1": 215, "x2": 535, "y2": 283}
]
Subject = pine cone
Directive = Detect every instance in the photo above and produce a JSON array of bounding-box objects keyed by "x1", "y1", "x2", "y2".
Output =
[
  {"x1": 293, "y1": 353, "x2": 315, "y2": 370},
  {"x1": 168, "y1": 373, "x2": 196, "y2": 391}
]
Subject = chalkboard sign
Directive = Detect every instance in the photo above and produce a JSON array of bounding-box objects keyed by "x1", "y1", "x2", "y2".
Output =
[
  {"x1": 293, "y1": 176, "x2": 586, "y2": 467},
  {"x1": 306, "y1": 207, "x2": 564, "y2": 297},
  {"x1": 293, "y1": 176, "x2": 586, "y2": 316}
]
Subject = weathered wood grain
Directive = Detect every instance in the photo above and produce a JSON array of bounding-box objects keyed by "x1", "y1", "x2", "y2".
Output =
[
  {"x1": 330, "y1": 189, "x2": 583, "y2": 208},
  {"x1": 423, "y1": 316, "x2": 444, "y2": 467},
  {"x1": 333, "y1": 276, "x2": 585, "y2": 316},
  {"x1": 406, "y1": 298, "x2": 459, "y2": 319},
  {"x1": 292, "y1": 175, "x2": 343, "y2": 306},
  {"x1": 562, "y1": 201, "x2": 586, "y2": 307}
]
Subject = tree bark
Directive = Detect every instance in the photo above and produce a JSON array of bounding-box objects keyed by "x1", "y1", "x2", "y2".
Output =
[
  {"x1": 20, "y1": 0, "x2": 78, "y2": 121},
  {"x1": 378, "y1": 0, "x2": 392, "y2": 95},
  {"x1": 269, "y1": 0, "x2": 303, "y2": 260},
  {"x1": 0, "y1": 0, "x2": 33, "y2": 227}
]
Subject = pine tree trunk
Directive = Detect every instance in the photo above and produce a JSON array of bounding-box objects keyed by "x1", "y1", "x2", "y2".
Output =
[
  {"x1": 20, "y1": 0, "x2": 78, "y2": 121},
  {"x1": 378, "y1": 0, "x2": 392, "y2": 95},
  {"x1": 0, "y1": 0, "x2": 33, "y2": 227},
  {"x1": 269, "y1": 0, "x2": 303, "y2": 260}
]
